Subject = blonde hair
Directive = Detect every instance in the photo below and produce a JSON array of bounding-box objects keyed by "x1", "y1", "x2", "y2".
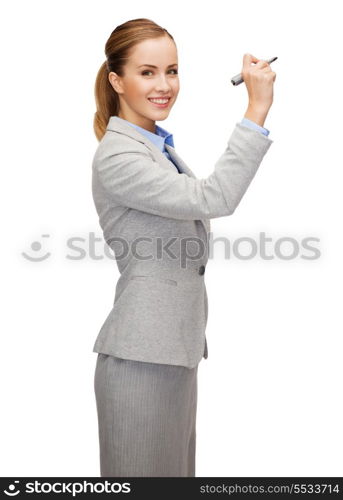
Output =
[{"x1": 93, "y1": 18, "x2": 175, "y2": 141}]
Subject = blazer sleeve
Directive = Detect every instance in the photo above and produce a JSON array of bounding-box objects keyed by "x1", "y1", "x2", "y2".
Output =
[{"x1": 93, "y1": 122, "x2": 273, "y2": 220}]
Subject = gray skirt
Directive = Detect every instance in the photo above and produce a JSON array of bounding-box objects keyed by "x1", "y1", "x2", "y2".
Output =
[{"x1": 94, "y1": 353, "x2": 198, "y2": 477}]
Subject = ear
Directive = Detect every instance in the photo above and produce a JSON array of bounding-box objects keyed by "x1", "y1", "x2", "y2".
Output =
[{"x1": 108, "y1": 72, "x2": 124, "y2": 94}]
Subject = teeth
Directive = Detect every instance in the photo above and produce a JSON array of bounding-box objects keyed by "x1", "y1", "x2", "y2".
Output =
[{"x1": 149, "y1": 98, "x2": 169, "y2": 104}]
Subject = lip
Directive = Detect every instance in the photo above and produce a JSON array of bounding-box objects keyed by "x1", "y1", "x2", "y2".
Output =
[{"x1": 148, "y1": 97, "x2": 171, "y2": 109}]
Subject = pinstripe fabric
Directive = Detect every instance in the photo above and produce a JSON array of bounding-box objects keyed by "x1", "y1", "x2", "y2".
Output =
[{"x1": 94, "y1": 353, "x2": 198, "y2": 477}]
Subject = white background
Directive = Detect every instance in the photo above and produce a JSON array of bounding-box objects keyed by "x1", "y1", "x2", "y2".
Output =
[{"x1": 1, "y1": 0, "x2": 342, "y2": 477}]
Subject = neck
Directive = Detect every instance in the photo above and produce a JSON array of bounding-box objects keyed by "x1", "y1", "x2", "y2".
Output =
[{"x1": 118, "y1": 111, "x2": 156, "y2": 134}]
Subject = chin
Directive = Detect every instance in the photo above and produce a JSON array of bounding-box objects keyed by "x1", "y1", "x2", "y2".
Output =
[
  {"x1": 146, "y1": 112, "x2": 169, "y2": 122},
  {"x1": 155, "y1": 113, "x2": 170, "y2": 121},
  {"x1": 153, "y1": 108, "x2": 171, "y2": 116}
]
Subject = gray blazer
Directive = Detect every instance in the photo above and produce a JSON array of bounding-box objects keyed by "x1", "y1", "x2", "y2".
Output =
[{"x1": 92, "y1": 116, "x2": 273, "y2": 368}]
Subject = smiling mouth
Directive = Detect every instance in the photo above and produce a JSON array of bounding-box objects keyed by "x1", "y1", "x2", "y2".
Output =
[
  {"x1": 148, "y1": 97, "x2": 170, "y2": 101},
  {"x1": 147, "y1": 97, "x2": 171, "y2": 107}
]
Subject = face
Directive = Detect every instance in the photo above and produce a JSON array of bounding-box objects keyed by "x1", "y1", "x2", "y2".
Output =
[{"x1": 108, "y1": 35, "x2": 179, "y2": 132}]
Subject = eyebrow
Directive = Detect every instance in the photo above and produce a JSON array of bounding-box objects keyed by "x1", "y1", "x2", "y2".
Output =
[{"x1": 137, "y1": 63, "x2": 178, "y2": 68}]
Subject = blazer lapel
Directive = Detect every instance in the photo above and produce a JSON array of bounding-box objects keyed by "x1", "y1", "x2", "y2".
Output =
[
  {"x1": 106, "y1": 117, "x2": 210, "y2": 236},
  {"x1": 164, "y1": 144, "x2": 211, "y2": 236},
  {"x1": 164, "y1": 144, "x2": 197, "y2": 178}
]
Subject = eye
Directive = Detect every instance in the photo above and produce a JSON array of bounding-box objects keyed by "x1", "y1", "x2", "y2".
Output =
[{"x1": 141, "y1": 69, "x2": 178, "y2": 76}]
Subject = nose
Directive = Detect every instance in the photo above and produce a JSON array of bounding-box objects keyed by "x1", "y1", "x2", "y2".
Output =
[{"x1": 154, "y1": 74, "x2": 172, "y2": 92}]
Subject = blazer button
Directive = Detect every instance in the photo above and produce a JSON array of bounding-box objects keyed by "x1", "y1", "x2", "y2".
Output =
[{"x1": 198, "y1": 265, "x2": 205, "y2": 275}]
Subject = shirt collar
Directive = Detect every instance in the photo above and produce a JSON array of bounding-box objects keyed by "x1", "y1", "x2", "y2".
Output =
[{"x1": 112, "y1": 116, "x2": 174, "y2": 152}]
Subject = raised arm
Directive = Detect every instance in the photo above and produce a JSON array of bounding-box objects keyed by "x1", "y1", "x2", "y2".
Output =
[
  {"x1": 93, "y1": 122, "x2": 272, "y2": 220},
  {"x1": 94, "y1": 53, "x2": 276, "y2": 221}
]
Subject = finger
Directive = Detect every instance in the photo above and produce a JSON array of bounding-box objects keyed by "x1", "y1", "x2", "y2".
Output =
[
  {"x1": 243, "y1": 53, "x2": 259, "y2": 69},
  {"x1": 260, "y1": 66, "x2": 272, "y2": 73},
  {"x1": 263, "y1": 71, "x2": 276, "y2": 82},
  {"x1": 253, "y1": 60, "x2": 270, "y2": 70}
]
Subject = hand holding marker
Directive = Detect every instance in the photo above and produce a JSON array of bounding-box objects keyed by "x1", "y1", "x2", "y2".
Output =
[
  {"x1": 231, "y1": 56, "x2": 278, "y2": 85},
  {"x1": 231, "y1": 54, "x2": 277, "y2": 128}
]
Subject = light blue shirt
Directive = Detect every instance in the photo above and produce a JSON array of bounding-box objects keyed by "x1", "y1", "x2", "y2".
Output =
[{"x1": 113, "y1": 116, "x2": 270, "y2": 170}]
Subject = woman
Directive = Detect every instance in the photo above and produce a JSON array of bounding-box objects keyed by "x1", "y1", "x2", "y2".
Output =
[{"x1": 92, "y1": 18, "x2": 275, "y2": 477}]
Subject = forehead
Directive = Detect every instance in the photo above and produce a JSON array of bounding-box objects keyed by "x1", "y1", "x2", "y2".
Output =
[{"x1": 128, "y1": 37, "x2": 177, "y2": 67}]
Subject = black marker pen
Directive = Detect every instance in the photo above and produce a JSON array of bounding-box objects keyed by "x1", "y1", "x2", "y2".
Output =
[{"x1": 231, "y1": 56, "x2": 278, "y2": 86}]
